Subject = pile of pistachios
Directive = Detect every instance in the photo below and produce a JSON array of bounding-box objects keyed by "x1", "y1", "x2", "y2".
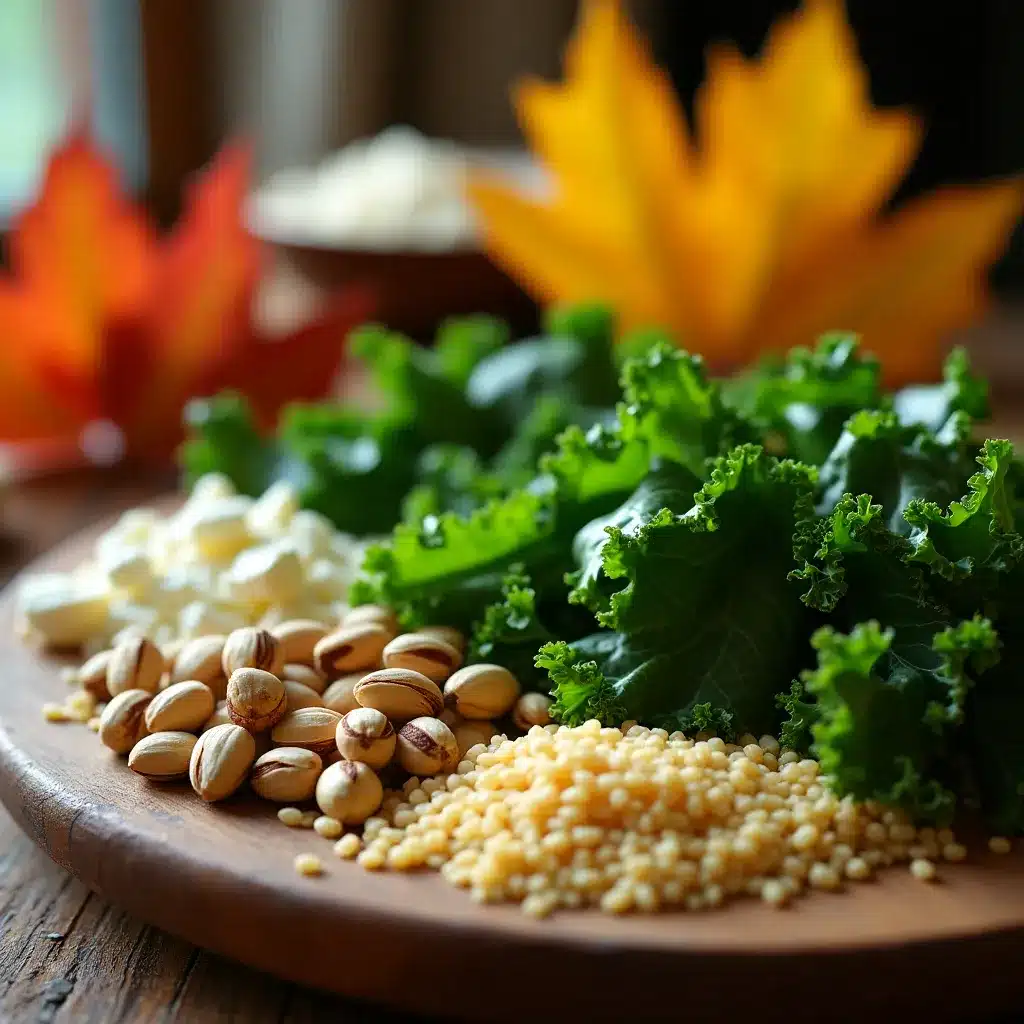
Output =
[{"x1": 61, "y1": 613, "x2": 549, "y2": 852}]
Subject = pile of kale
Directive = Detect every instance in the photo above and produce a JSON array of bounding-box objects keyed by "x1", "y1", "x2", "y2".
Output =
[{"x1": 182, "y1": 307, "x2": 1024, "y2": 831}]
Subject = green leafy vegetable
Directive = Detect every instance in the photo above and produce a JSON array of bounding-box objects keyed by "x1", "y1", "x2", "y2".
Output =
[
  {"x1": 469, "y1": 570, "x2": 557, "y2": 690},
  {"x1": 722, "y1": 332, "x2": 882, "y2": 465},
  {"x1": 893, "y1": 347, "x2": 989, "y2": 433},
  {"x1": 183, "y1": 306, "x2": 1024, "y2": 834},
  {"x1": 803, "y1": 618, "x2": 999, "y2": 823},
  {"x1": 540, "y1": 445, "x2": 816, "y2": 734}
]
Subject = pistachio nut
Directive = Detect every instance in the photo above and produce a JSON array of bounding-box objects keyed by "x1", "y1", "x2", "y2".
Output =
[
  {"x1": 107, "y1": 636, "x2": 165, "y2": 697},
  {"x1": 99, "y1": 689, "x2": 153, "y2": 754},
  {"x1": 282, "y1": 662, "x2": 326, "y2": 695},
  {"x1": 270, "y1": 706, "x2": 343, "y2": 758},
  {"x1": 396, "y1": 717, "x2": 459, "y2": 776},
  {"x1": 250, "y1": 746, "x2": 323, "y2": 802},
  {"x1": 381, "y1": 632, "x2": 462, "y2": 683},
  {"x1": 284, "y1": 679, "x2": 325, "y2": 712},
  {"x1": 270, "y1": 619, "x2": 329, "y2": 667},
  {"x1": 128, "y1": 731, "x2": 197, "y2": 780},
  {"x1": 315, "y1": 759, "x2": 383, "y2": 824},
  {"x1": 189, "y1": 722, "x2": 256, "y2": 801},
  {"x1": 313, "y1": 623, "x2": 391, "y2": 679},
  {"x1": 454, "y1": 719, "x2": 497, "y2": 757},
  {"x1": 321, "y1": 673, "x2": 365, "y2": 714},
  {"x1": 222, "y1": 627, "x2": 283, "y2": 678},
  {"x1": 342, "y1": 603, "x2": 398, "y2": 633},
  {"x1": 77, "y1": 649, "x2": 113, "y2": 701},
  {"x1": 353, "y1": 667, "x2": 443, "y2": 721},
  {"x1": 171, "y1": 634, "x2": 227, "y2": 688},
  {"x1": 144, "y1": 680, "x2": 216, "y2": 733},
  {"x1": 416, "y1": 624, "x2": 466, "y2": 653},
  {"x1": 226, "y1": 667, "x2": 287, "y2": 733},
  {"x1": 513, "y1": 691, "x2": 553, "y2": 731},
  {"x1": 335, "y1": 707, "x2": 395, "y2": 769},
  {"x1": 443, "y1": 663, "x2": 520, "y2": 720},
  {"x1": 201, "y1": 701, "x2": 232, "y2": 732}
]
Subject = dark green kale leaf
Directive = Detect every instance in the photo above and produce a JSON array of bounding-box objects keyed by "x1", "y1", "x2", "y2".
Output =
[
  {"x1": 348, "y1": 323, "x2": 507, "y2": 455},
  {"x1": 962, "y1": 635, "x2": 1024, "y2": 835},
  {"x1": 804, "y1": 617, "x2": 999, "y2": 824},
  {"x1": 464, "y1": 303, "x2": 620, "y2": 425},
  {"x1": 568, "y1": 463, "x2": 701, "y2": 613},
  {"x1": 469, "y1": 570, "x2": 559, "y2": 690},
  {"x1": 538, "y1": 444, "x2": 817, "y2": 736}
]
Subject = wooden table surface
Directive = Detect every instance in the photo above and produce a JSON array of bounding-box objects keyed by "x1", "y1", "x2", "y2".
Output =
[{"x1": 3, "y1": 390, "x2": 1024, "y2": 1022}]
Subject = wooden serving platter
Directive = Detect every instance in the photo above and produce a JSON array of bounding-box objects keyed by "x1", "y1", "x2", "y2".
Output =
[{"x1": 1, "y1": 517, "x2": 1023, "y2": 1022}]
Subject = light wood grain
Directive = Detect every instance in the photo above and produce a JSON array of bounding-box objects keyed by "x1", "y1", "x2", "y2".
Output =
[{"x1": 1, "y1": 514, "x2": 1024, "y2": 1021}]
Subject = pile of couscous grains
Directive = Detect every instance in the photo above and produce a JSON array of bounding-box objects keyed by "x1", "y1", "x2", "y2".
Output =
[{"x1": 346, "y1": 720, "x2": 981, "y2": 917}]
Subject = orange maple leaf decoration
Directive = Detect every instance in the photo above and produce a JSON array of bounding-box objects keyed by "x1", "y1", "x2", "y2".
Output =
[
  {"x1": 469, "y1": 0, "x2": 1024, "y2": 383},
  {"x1": 0, "y1": 135, "x2": 373, "y2": 462}
]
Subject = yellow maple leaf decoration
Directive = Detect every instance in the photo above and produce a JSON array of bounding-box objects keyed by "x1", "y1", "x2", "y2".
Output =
[{"x1": 468, "y1": 0, "x2": 1024, "y2": 383}]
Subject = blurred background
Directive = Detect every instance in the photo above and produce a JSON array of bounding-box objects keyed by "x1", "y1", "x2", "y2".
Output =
[{"x1": 1, "y1": 0, "x2": 1024, "y2": 396}]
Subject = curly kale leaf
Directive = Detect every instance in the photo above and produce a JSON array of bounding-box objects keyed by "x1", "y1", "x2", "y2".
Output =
[
  {"x1": 722, "y1": 332, "x2": 883, "y2": 465},
  {"x1": 776, "y1": 679, "x2": 818, "y2": 754},
  {"x1": 348, "y1": 322, "x2": 507, "y2": 455},
  {"x1": 904, "y1": 438, "x2": 1022, "y2": 592},
  {"x1": 432, "y1": 314, "x2": 510, "y2": 389},
  {"x1": 351, "y1": 487, "x2": 567, "y2": 631},
  {"x1": 470, "y1": 571, "x2": 557, "y2": 690},
  {"x1": 540, "y1": 445, "x2": 817, "y2": 735},
  {"x1": 619, "y1": 337, "x2": 754, "y2": 474},
  {"x1": 805, "y1": 618, "x2": 999, "y2": 823},
  {"x1": 464, "y1": 303, "x2": 620, "y2": 425}
]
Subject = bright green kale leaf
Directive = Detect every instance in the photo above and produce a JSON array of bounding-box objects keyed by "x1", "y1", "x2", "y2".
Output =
[
  {"x1": 904, "y1": 439, "x2": 1022, "y2": 591},
  {"x1": 400, "y1": 445, "x2": 505, "y2": 523},
  {"x1": 893, "y1": 347, "x2": 989, "y2": 433},
  {"x1": 804, "y1": 617, "x2": 999, "y2": 823},
  {"x1": 537, "y1": 638, "x2": 627, "y2": 727},
  {"x1": 181, "y1": 393, "x2": 278, "y2": 497},
  {"x1": 432, "y1": 315, "x2": 510, "y2": 389},
  {"x1": 488, "y1": 395, "x2": 589, "y2": 492},
  {"x1": 348, "y1": 323, "x2": 507, "y2": 455},
  {"x1": 538, "y1": 444, "x2": 817, "y2": 735},
  {"x1": 793, "y1": 492, "x2": 922, "y2": 615},
  {"x1": 351, "y1": 488, "x2": 567, "y2": 631},
  {"x1": 775, "y1": 679, "x2": 818, "y2": 754},
  {"x1": 619, "y1": 338, "x2": 753, "y2": 475},
  {"x1": 722, "y1": 332, "x2": 883, "y2": 465}
]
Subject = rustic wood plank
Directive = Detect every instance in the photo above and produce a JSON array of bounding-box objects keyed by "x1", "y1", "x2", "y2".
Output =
[{"x1": 156, "y1": 950, "x2": 290, "y2": 1024}]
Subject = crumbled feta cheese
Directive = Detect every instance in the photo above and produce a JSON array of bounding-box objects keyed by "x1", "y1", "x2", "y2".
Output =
[{"x1": 17, "y1": 474, "x2": 366, "y2": 649}]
